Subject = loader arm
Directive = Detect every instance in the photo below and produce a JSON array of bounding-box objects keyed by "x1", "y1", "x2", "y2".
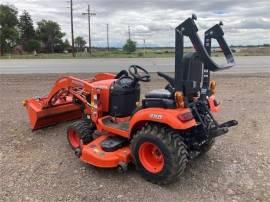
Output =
[
  {"x1": 24, "y1": 76, "x2": 95, "y2": 130},
  {"x1": 43, "y1": 76, "x2": 93, "y2": 108}
]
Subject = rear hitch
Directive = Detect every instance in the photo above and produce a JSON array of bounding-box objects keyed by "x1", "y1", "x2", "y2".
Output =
[
  {"x1": 208, "y1": 120, "x2": 238, "y2": 138},
  {"x1": 209, "y1": 127, "x2": 229, "y2": 138},
  {"x1": 219, "y1": 120, "x2": 238, "y2": 128}
]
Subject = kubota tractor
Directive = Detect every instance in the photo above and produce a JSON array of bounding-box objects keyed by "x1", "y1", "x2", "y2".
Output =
[{"x1": 23, "y1": 15, "x2": 238, "y2": 184}]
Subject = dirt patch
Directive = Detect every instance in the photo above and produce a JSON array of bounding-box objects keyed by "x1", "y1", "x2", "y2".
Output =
[{"x1": 0, "y1": 73, "x2": 270, "y2": 202}]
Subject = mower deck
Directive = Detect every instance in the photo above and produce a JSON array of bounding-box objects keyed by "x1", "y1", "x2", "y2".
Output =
[{"x1": 80, "y1": 135, "x2": 131, "y2": 168}]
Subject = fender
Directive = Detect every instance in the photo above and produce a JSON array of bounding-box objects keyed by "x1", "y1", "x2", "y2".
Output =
[
  {"x1": 92, "y1": 73, "x2": 116, "y2": 81},
  {"x1": 129, "y1": 107, "x2": 196, "y2": 137},
  {"x1": 208, "y1": 95, "x2": 221, "y2": 113}
]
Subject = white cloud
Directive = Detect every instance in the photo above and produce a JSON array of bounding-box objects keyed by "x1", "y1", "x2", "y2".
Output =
[{"x1": 2, "y1": 0, "x2": 270, "y2": 47}]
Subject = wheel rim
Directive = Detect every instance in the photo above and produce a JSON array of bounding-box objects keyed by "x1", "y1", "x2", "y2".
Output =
[
  {"x1": 138, "y1": 142, "x2": 164, "y2": 173},
  {"x1": 68, "y1": 129, "x2": 80, "y2": 148}
]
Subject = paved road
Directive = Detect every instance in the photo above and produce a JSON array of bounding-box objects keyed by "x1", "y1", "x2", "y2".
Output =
[{"x1": 0, "y1": 56, "x2": 269, "y2": 74}]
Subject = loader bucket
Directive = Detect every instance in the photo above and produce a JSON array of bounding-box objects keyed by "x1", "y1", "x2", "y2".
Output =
[{"x1": 24, "y1": 97, "x2": 82, "y2": 130}]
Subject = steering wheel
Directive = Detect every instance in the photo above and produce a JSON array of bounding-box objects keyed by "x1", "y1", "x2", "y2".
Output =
[{"x1": 128, "y1": 65, "x2": 150, "y2": 82}]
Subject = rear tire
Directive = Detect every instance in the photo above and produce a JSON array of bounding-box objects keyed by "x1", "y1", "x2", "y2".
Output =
[
  {"x1": 131, "y1": 123, "x2": 188, "y2": 185},
  {"x1": 67, "y1": 119, "x2": 95, "y2": 150}
]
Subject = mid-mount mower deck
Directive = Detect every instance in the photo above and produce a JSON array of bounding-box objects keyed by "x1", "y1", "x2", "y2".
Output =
[{"x1": 23, "y1": 15, "x2": 238, "y2": 184}]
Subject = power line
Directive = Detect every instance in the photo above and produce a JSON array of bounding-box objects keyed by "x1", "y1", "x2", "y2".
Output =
[{"x1": 82, "y1": 4, "x2": 96, "y2": 55}]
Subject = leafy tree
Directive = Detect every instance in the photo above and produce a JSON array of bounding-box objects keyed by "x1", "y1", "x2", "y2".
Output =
[
  {"x1": 18, "y1": 10, "x2": 35, "y2": 51},
  {"x1": 54, "y1": 40, "x2": 65, "y2": 53},
  {"x1": 75, "y1": 36, "x2": 86, "y2": 52},
  {"x1": 27, "y1": 39, "x2": 41, "y2": 52},
  {"x1": 63, "y1": 39, "x2": 70, "y2": 50},
  {"x1": 36, "y1": 20, "x2": 65, "y2": 53},
  {"x1": 0, "y1": 4, "x2": 19, "y2": 56},
  {"x1": 123, "y1": 39, "x2": 136, "y2": 53}
]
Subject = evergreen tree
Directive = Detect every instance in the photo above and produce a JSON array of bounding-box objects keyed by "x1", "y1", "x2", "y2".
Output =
[{"x1": 18, "y1": 10, "x2": 35, "y2": 51}]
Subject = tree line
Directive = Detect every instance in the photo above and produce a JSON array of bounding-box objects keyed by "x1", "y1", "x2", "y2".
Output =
[
  {"x1": 0, "y1": 4, "x2": 87, "y2": 56},
  {"x1": 0, "y1": 4, "x2": 139, "y2": 56}
]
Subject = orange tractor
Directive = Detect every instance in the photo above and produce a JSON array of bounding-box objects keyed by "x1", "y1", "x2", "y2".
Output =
[{"x1": 24, "y1": 15, "x2": 237, "y2": 184}]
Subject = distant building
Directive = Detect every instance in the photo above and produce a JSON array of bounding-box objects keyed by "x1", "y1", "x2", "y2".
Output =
[{"x1": 12, "y1": 45, "x2": 24, "y2": 54}]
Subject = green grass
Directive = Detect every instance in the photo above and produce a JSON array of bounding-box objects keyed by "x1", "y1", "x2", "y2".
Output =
[
  {"x1": 0, "y1": 49, "x2": 175, "y2": 59},
  {"x1": 1, "y1": 47, "x2": 269, "y2": 59}
]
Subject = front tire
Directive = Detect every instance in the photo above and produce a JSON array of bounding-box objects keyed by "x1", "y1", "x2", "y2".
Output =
[
  {"x1": 67, "y1": 119, "x2": 95, "y2": 150},
  {"x1": 131, "y1": 123, "x2": 188, "y2": 184}
]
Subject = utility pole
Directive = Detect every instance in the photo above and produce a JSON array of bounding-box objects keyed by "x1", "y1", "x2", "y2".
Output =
[
  {"x1": 69, "y1": 0, "x2": 75, "y2": 57},
  {"x1": 82, "y1": 4, "x2": 96, "y2": 55},
  {"x1": 106, "y1": 24, "x2": 109, "y2": 52},
  {"x1": 143, "y1": 39, "x2": 146, "y2": 56},
  {"x1": 128, "y1": 26, "x2": 131, "y2": 40}
]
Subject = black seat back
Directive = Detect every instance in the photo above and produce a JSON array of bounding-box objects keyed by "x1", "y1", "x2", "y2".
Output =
[{"x1": 182, "y1": 52, "x2": 203, "y2": 96}]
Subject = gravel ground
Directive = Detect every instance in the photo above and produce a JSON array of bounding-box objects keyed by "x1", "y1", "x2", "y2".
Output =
[{"x1": 0, "y1": 73, "x2": 270, "y2": 202}]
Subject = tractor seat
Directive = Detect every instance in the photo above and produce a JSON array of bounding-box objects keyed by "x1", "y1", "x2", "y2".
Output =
[
  {"x1": 143, "y1": 89, "x2": 175, "y2": 109},
  {"x1": 145, "y1": 89, "x2": 173, "y2": 99}
]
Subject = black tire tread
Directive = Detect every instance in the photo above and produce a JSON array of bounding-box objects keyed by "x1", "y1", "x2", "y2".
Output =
[
  {"x1": 67, "y1": 119, "x2": 95, "y2": 145},
  {"x1": 131, "y1": 123, "x2": 188, "y2": 185}
]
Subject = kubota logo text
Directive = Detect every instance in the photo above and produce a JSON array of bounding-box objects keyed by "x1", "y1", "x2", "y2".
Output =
[{"x1": 150, "y1": 114, "x2": 163, "y2": 120}]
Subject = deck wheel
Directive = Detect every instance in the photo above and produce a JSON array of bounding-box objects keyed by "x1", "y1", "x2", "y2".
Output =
[{"x1": 67, "y1": 129, "x2": 81, "y2": 149}]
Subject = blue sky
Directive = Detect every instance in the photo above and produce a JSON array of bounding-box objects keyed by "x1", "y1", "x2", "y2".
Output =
[{"x1": 2, "y1": 0, "x2": 270, "y2": 47}]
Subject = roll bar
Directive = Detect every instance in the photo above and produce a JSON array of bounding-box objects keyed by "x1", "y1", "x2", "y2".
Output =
[
  {"x1": 204, "y1": 22, "x2": 235, "y2": 70},
  {"x1": 175, "y1": 15, "x2": 235, "y2": 72}
]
